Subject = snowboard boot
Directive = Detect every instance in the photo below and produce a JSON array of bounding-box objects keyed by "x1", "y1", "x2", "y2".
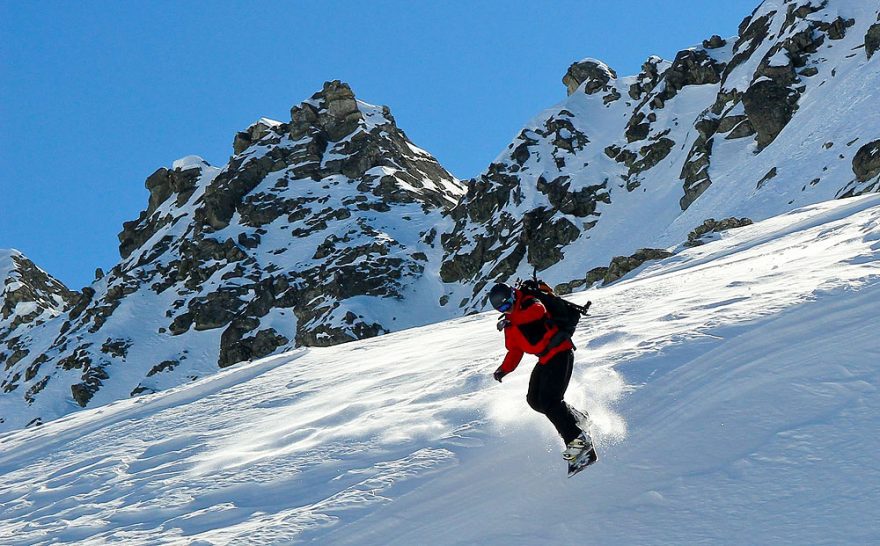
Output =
[
  {"x1": 567, "y1": 403, "x2": 593, "y2": 445},
  {"x1": 562, "y1": 431, "x2": 592, "y2": 461},
  {"x1": 567, "y1": 403, "x2": 591, "y2": 431}
]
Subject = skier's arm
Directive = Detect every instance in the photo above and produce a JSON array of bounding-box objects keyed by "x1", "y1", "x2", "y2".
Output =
[
  {"x1": 500, "y1": 325, "x2": 525, "y2": 373},
  {"x1": 500, "y1": 347, "x2": 524, "y2": 374}
]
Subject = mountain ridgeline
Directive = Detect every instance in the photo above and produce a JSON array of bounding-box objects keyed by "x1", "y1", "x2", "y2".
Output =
[{"x1": 2, "y1": 0, "x2": 879, "y2": 430}]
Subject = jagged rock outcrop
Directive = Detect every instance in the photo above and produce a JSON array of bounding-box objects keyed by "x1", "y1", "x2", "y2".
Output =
[
  {"x1": 676, "y1": 1, "x2": 878, "y2": 210},
  {"x1": 583, "y1": 248, "x2": 674, "y2": 287},
  {"x1": 867, "y1": 22, "x2": 880, "y2": 59},
  {"x1": 684, "y1": 217, "x2": 754, "y2": 247},
  {"x1": 563, "y1": 59, "x2": 618, "y2": 96},
  {"x1": 742, "y1": 80, "x2": 800, "y2": 149},
  {"x1": 0, "y1": 251, "x2": 76, "y2": 395},
  {"x1": 0, "y1": 81, "x2": 465, "y2": 430},
  {"x1": 1, "y1": 251, "x2": 75, "y2": 336},
  {"x1": 441, "y1": 0, "x2": 879, "y2": 310},
  {"x1": 852, "y1": 140, "x2": 880, "y2": 182}
]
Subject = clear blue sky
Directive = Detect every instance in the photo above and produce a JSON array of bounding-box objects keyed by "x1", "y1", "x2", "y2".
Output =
[{"x1": 1, "y1": 0, "x2": 760, "y2": 289}]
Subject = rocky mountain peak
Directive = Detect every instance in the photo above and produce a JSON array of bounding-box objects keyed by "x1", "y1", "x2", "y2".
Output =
[
  {"x1": 197, "y1": 80, "x2": 461, "y2": 233},
  {"x1": 563, "y1": 58, "x2": 618, "y2": 96},
  {"x1": 1, "y1": 250, "x2": 74, "y2": 331},
  {"x1": 290, "y1": 80, "x2": 370, "y2": 141},
  {"x1": 0, "y1": 81, "x2": 467, "y2": 429},
  {"x1": 1, "y1": 250, "x2": 76, "y2": 400},
  {"x1": 442, "y1": 0, "x2": 879, "y2": 312}
]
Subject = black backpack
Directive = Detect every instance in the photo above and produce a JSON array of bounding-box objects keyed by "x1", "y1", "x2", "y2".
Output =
[{"x1": 516, "y1": 277, "x2": 591, "y2": 339}]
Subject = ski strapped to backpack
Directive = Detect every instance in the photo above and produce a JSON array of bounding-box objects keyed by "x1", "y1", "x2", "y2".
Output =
[{"x1": 515, "y1": 273, "x2": 591, "y2": 356}]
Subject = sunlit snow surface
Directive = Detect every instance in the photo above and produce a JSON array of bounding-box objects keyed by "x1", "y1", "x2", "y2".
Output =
[{"x1": 1, "y1": 195, "x2": 879, "y2": 545}]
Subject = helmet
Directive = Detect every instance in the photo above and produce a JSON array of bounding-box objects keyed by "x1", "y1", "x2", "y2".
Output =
[{"x1": 489, "y1": 283, "x2": 515, "y2": 312}]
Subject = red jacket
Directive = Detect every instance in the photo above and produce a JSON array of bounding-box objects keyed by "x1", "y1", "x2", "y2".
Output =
[{"x1": 499, "y1": 289, "x2": 574, "y2": 374}]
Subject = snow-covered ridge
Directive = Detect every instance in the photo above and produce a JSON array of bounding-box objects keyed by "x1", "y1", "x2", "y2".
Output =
[
  {"x1": 1, "y1": 194, "x2": 878, "y2": 544},
  {"x1": 441, "y1": 0, "x2": 880, "y2": 310},
  {"x1": 0, "y1": 81, "x2": 466, "y2": 431},
  {"x1": 0, "y1": 249, "x2": 73, "y2": 340}
]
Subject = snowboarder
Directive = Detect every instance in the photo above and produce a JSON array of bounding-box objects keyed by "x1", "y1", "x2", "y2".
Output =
[{"x1": 489, "y1": 282, "x2": 597, "y2": 475}]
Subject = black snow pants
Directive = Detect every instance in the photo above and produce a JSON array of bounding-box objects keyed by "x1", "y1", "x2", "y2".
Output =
[{"x1": 526, "y1": 349, "x2": 582, "y2": 444}]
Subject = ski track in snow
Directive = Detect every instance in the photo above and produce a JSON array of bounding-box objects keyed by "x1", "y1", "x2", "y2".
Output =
[{"x1": 1, "y1": 195, "x2": 879, "y2": 544}]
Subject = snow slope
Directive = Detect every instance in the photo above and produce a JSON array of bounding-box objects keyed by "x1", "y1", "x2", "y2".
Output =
[{"x1": 1, "y1": 193, "x2": 878, "y2": 544}]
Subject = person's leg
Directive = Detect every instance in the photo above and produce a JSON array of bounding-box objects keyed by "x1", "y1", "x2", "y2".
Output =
[{"x1": 526, "y1": 351, "x2": 581, "y2": 444}]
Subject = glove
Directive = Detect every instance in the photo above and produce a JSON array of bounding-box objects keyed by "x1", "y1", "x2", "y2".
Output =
[
  {"x1": 496, "y1": 317, "x2": 510, "y2": 332},
  {"x1": 493, "y1": 366, "x2": 508, "y2": 383}
]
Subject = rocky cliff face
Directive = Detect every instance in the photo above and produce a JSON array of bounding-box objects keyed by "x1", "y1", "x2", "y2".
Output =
[
  {"x1": 0, "y1": 81, "x2": 464, "y2": 429},
  {"x1": 2, "y1": 0, "x2": 878, "y2": 431},
  {"x1": 0, "y1": 250, "x2": 77, "y2": 421},
  {"x1": 441, "y1": 0, "x2": 880, "y2": 309}
]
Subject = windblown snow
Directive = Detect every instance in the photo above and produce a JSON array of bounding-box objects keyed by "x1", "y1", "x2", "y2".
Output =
[{"x1": 1, "y1": 194, "x2": 878, "y2": 545}]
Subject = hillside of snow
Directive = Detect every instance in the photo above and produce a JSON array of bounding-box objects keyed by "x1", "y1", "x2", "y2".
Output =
[{"x1": 1, "y1": 194, "x2": 878, "y2": 545}]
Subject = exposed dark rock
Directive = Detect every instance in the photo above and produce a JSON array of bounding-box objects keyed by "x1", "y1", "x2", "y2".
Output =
[
  {"x1": 526, "y1": 216, "x2": 581, "y2": 271},
  {"x1": 234, "y1": 119, "x2": 282, "y2": 155},
  {"x1": 583, "y1": 249, "x2": 674, "y2": 286},
  {"x1": 867, "y1": 23, "x2": 880, "y2": 60},
  {"x1": 603, "y1": 88, "x2": 622, "y2": 104},
  {"x1": 726, "y1": 119, "x2": 756, "y2": 140},
  {"x1": 68, "y1": 287, "x2": 96, "y2": 320},
  {"x1": 629, "y1": 56, "x2": 665, "y2": 100},
  {"x1": 626, "y1": 115, "x2": 651, "y2": 143},
  {"x1": 299, "y1": 321, "x2": 384, "y2": 347},
  {"x1": 119, "y1": 164, "x2": 205, "y2": 259},
  {"x1": 219, "y1": 325, "x2": 288, "y2": 368},
  {"x1": 742, "y1": 79, "x2": 799, "y2": 149},
  {"x1": 852, "y1": 140, "x2": 880, "y2": 182},
  {"x1": 3, "y1": 347, "x2": 28, "y2": 371},
  {"x1": 101, "y1": 338, "x2": 132, "y2": 359},
  {"x1": 536, "y1": 176, "x2": 609, "y2": 217},
  {"x1": 726, "y1": 12, "x2": 775, "y2": 80},
  {"x1": 1, "y1": 371, "x2": 20, "y2": 392},
  {"x1": 70, "y1": 364, "x2": 109, "y2": 407},
  {"x1": 189, "y1": 290, "x2": 248, "y2": 331},
  {"x1": 292, "y1": 80, "x2": 363, "y2": 141},
  {"x1": 630, "y1": 138, "x2": 675, "y2": 176},
  {"x1": 24, "y1": 376, "x2": 49, "y2": 404},
  {"x1": 815, "y1": 16, "x2": 855, "y2": 41},
  {"x1": 130, "y1": 385, "x2": 155, "y2": 397},
  {"x1": 1, "y1": 253, "x2": 75, "y2": 331},
  {"x1": 757, "y1": 167, "x2": 778, "y2": 189},
  {"x1": 145, "y1": 168, "x2": 173, "y2": 216},
  {"x1": 25, "y1": 355, "x2": 48, "y2": 381},
  {"x1": 146, "y1": 359, "x2": 179, "y2": 377},
  {"x1": 798, "y1": 66, "x2": 819, "y2": 77},
  {"x1": 604, "y1": 249, "x2": 673, "y2": 284},
  {"x1": 680, "y1": 117, "x2": 720, "y2": 210},
  {"x1": 684, "y1": 217, "x2": 754, "y2": 247},
  {"x1": 169, "y1": 312, "x2": 194, "y2": 335},
  {"x1": 703, "y1": 35, "x2": 727, "y2": 49},
  {"x1": 563, "y1": 60, "x2": 617, "y2": 96},
  {"x1": 198, "y1": 151, "x2": 288, "y2": 231},
  {"x1": 585, "y1": 266, "x2": 609, "y2": 286},
  {"x1": 663, "y1": 49, "x2": 725, "y2": 97}
]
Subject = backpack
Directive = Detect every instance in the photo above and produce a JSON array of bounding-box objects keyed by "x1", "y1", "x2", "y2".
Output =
[{"x1": 516, "y1": 277, "x2": 591, "y2": 339}]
